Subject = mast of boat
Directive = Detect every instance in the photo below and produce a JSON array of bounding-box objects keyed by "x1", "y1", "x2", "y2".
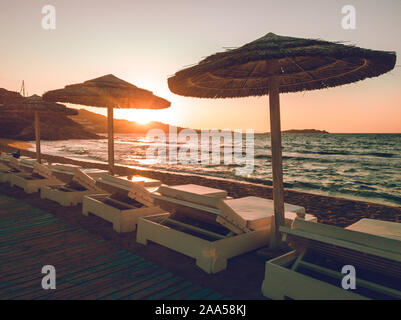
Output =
[
  {"x1": 19, "y1": 80, "x2": 27, "y2": 97},
  {"x1": 19, "y1": 80, "x2": 41, "y2": 162}
]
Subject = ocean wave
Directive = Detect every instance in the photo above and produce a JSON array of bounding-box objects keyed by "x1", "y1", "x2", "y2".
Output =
[
  {"x1": 361, "y1": 152, "x2": 396, "y2": 158},
  {"x1": 35, "y1": 133, "x2": 401, "y2": 207},
  {"x1": 58, "y1": 146, "x2": 90, "y2": 155}
]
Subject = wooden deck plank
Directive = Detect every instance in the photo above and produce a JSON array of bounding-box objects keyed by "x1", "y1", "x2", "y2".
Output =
[
  {"x1": 24, "y1": 255, "x2": 146, "y2": 300},
  {"x1": 3, "y1": 251, "x2": 131, "y2": 299},
  {"x1": 85, "y1": 268, "x2": 169, "y2": 300},
  {"x1": 105, "y1": 272, "x2": 177, "y2": 300},
  {"x1": 48, "y1": 261, "x2": 159, "y2": 300},
  {"x1": 0, "y1": 221, "x2": 76, "y2": 240},
  {"x1": 161, "y1": 284, "x2": 205, "y2": 300},
  {"x1": 0, "y1": 194, "x2": 225, "y2": 300},
  {"x1": 0, "y1": 241, "x2": 113, "y2": 282},
  {"x1": 0, "y1": 230, "x2": 100, "y2": 258},
  {"x1": 123, "y1": 276, "x2": 184, "y2": 300},
  {"x1": 145, "y1": 281, "x2": 195, "y2": 300}
]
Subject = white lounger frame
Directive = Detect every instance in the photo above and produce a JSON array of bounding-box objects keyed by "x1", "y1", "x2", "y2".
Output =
[
  {"x1": 137, "y1": 213, "x2": 270, "y2": 274},
  {"x1": 262, "y1": 250, "x2": 369, "y2": 300},
  {"x1": 0, "y1": 156, "x2": 27, "y2": 183},
  {"x1": 83, "y1": 194, "x2": 166, "y2": 233},
  {"x1": 48, "y1": 163, "x2": 81, "y2": 183},
  {"x1": 41, "y1": 185, "x2": 96, "y2": 206},
  {"x1": 0, "y1": 166, "x2": 19, "y2": 183},
  {"x1": 40, "y1": 168, "x2": 106, "y2": 207},
  {"x1": 144, "y1": 191, "x2": 316, "y2": 274},
  {"x1": 9, "y1": 162, "x2": 63, "y2": 194},
  {"x1": 82, "y1": 174, "x2": 164, "y2": 232},
  {"x1": 262, "y1": 217, "x2": 401, "y2": 300}
]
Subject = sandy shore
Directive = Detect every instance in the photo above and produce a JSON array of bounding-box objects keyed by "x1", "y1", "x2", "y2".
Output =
[
  {"x1": 0, "y1": 140, "x2": 400, "y2": 299},
  {"x1": 0, "y1": 138, "x2": 33, "y2": 151}
]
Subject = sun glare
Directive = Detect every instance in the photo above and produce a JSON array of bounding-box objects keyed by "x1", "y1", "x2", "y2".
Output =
[
  {"x1": 114, "y1": 109, "x2": 176, "y2": 126},
  {"x1": 134, "y1": 116, "x2": 151, "y2": 125}
]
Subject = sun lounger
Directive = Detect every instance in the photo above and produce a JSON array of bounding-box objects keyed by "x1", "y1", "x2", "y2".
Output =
[
  {"x1": 40, "y1": 167, "x2": 107, "y2": 206},
  {"x1": 0, "y1": 153, "x2": 19, "y2": 167},
  {"x1": 48, "y1": 163, "x2": 82, "y2": 183},
  {"x1": 261, "y1": 217, "x2": 401, "y2": 300},
  {"x1": 9, "y1": 162, "x2": 64, "y2": 194},
  {"x1": 0, "y1": 153, "x2": 14, "y2": 168},
  {"x1": 82, "y1": 174, "x2": 165, "y2": 233},
  {"x1": 0, "y1": 154, "x2": 24, "y2": 183},
  {"x1": 0, "y1": 155, "x2": 38, "y2": 174},
  {"x1": 2, "y1": 155, "x2": 36, "y2": 172},
  {"x1": 18, "y1": 158, "x2": 45, "y2": 174},
  {"x1": 137, "y1": 184, "x2": 311, "y2": 274}
]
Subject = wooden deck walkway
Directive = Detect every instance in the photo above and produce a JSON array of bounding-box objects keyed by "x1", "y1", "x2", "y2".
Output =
[{"x1": 0, "y1": 195, "x2": 225, "y2": 300}]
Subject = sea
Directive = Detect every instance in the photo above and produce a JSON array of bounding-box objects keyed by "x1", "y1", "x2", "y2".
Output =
[{"x1": 30, "y1": 132, "x2": 401, "y2": 207}]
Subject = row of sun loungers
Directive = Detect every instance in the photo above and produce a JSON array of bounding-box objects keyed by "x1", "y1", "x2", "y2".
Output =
[
  {"x1": 0, "y1": 154, "x2": 30, "y2": 182},
  {"x1": 1, "y1": 153, "x2": 400, "y2": 299}
]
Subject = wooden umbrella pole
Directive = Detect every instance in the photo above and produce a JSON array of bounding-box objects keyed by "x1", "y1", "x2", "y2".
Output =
[
  {"x1": 34, "y1": 111, "x2": 41, "y2": 164},
  {"x1": 107, "y1": 106, "x2": 114, "y2": 175},
  {"x1": 267, "y1": 60, "x2": 285, "y2": 249}
]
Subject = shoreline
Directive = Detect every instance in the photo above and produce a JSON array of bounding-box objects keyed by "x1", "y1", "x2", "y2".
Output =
[
  {"x1": 0, "y1": 138, "x2": 33, "y2": 150},
  {"x1": 1, "y1": 141, "x2": 400, "y2": 227}
]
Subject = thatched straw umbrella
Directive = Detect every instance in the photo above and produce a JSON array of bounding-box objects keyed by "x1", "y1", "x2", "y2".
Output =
[
  {"x1": 2, "y1": 94, "x2": 77, "y2": 163},
  {"x1": 168, "y1": 32, "x2": 396, "y2": 249},
  {"x1": 43, "y1": 74, "x2": 171, "y2": 174}
]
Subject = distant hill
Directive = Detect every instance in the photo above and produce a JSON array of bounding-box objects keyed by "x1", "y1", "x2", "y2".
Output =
[
  {"x1": 69, "y1": 109, "x2": 189, "y2": 134},
  {"x1": 283, "y1": 129, "x2": 329, "y2": 134},
  {"x1": 0, "y1": 106, "x2": 330, "y2": 141},
  {"x1": 257, "y1": 129, "x2": 329, "y2": 134},
  {"x1": 0, "y1": 108, "x2": 99, "y2": 141},
  {"x1": 71, "y1": 109, "x2": 330, "y2": 136}
]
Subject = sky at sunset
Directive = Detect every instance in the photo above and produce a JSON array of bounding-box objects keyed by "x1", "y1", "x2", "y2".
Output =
[{"x1": 0, "y1": 0, "x2": 400, "y2": 133}]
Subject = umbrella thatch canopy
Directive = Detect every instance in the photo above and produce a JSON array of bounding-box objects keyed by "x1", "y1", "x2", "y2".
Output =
[
  {"x1": 169, "y1": 32, "x2": 396, "y2": 97},
  {"x1": 4, "y1": 94, "x2": 77, "y2": 114},
  {"x1": 43, "y1": 74, "x2": 171, "y2": 174},
  {"x1": 168, "y1": 32, "x2": 396, "y2": 249},
  {"x1": 2, "y1": 92, "x2": 77, "y2": 163}
]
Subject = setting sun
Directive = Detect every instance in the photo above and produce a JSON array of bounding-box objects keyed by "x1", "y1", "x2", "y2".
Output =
[
  {"x1": 116, "y1": 109, "x2": 155, "y2": 125},
  {"x1": 113, "y1": 107, "x2": 177, "y2": 126}
]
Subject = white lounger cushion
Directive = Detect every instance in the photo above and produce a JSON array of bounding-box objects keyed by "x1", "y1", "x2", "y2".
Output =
[
  {"x1": 98, "y1": 174, "x2": 161, "y2": 191},
  {"x1": 128, "y1": 184, "x2": 160, "y2": 207},
  {"x1": 218, "y1": 196, "x2": 307, "y2": 231},
  {"x1": 72, "y1": 168, "x2": 104, "y2": 191},
  {"x1": 158, "y1": 184, "x2": 227, "y2": 208},
  {"x1": 20, "y1": 158, "x2": 40, "y2": 168},
  {"x1": 286, "y1": 218, "x2": 401, "y2": 262},
  {"x1": 80, "y1": 168, "x2": 108, "y2": 178},
  {"x1": 51, "y1": 163, "x2": 81, "y2": 174},
  {"x1": 346, "y1": 218, "x2": 401, "y2": 241}
]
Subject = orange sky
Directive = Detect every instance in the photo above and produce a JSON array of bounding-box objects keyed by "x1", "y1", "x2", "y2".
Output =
[{"x1": 0, "y1": 0, "x2": 400, "y2": 133}]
